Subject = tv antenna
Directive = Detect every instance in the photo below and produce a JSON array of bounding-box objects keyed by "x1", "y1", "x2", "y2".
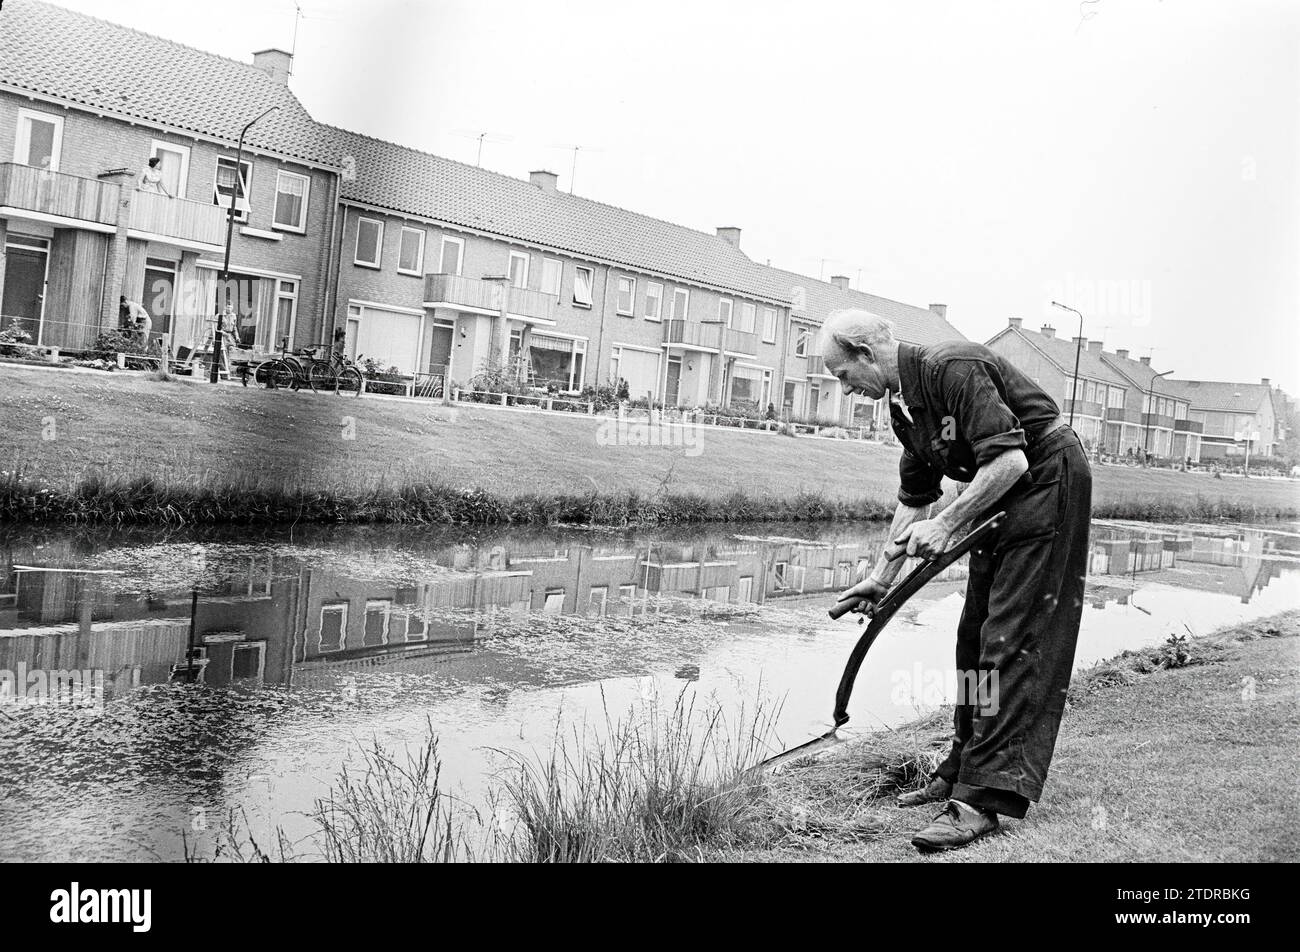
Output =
[
  {"x1": 452, "y1": 130, "x2": 514, "y2": 167},
  {"x1": 548, "y1": 142, "x2": 606, "y2": 193}
]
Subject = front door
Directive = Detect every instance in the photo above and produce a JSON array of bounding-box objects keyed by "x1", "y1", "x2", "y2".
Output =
[
  {"x1": 665, "y1": 357, "x2": 682, "y2": 406},
  {"x1": 427, "y1": 323, "x2": 453, "y2": 375},
  {"x1": 1, "y1": 241, "x2": 48, "y2": 339},
  {"x1": 143, "y1": 261, "x2": 176, "y2": 336}
]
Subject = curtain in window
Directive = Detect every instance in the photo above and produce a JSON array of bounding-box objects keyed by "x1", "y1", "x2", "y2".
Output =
[{"x1": 275, "y1": 176, "x2": 305, "y2": 228}]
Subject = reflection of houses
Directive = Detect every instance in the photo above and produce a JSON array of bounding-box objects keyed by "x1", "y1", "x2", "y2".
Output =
[{"x1": 1089, "y1": 525, "x2": 1285, "y2": 604}]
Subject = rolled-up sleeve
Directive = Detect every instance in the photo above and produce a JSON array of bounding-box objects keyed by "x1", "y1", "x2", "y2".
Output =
[
  {"x1": 944, "y1": 360, "x2": 1028, "y2": 467},
  {"x1": 898, "y1": 444, "x2": 943, "y2": 507}
]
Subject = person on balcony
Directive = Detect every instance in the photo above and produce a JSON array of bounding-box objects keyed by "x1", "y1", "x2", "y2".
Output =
[{"x1": 137, "y1": 156, "x2": 171, "y2": 197}]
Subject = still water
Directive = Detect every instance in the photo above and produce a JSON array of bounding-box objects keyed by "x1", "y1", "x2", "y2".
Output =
[{"x1": 1, "y1": 518, "x2": 1297, "y2": 861}]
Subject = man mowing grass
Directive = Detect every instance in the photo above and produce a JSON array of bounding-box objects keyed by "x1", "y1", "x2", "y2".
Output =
[{"x1": 826, "y1": 309, "x2": 1092, "y2": 852}]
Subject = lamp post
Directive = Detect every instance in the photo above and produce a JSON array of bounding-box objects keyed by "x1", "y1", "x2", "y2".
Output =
[
  {"x1": 211, "y1": 105, "x2": 279, "y2": 383},
  {"x1": 1050, "y1": 301, "x2": 1085, "y2": 429},
  {"x1": 1144, "y1": 368, "x2": 1175, "y2": 459}
]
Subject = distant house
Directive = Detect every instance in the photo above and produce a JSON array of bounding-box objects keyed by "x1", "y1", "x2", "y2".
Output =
[
  {"x1": 0, "y1": 0, "x2": 342, "y2": 355},
  {"x1": 762, "y1": 269, "x2": 965, "y2": 426},
  {"x1": 1099, "y1": 348, "x2": 1197, "y2": 461},
  {"x1": 1163, "y1": 379, "x2": 1279, "y2": 461}
]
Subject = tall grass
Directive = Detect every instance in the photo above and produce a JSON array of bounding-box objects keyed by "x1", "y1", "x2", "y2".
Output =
[
  {"x1": 0, "y1": 466, "x2": 894, "y2": 527},
  {"x1": 492, "y1": 688, "x2": 782, "y2": 862},
  {"x1": 1091, "y1": 493, "x2": 1299, "y2": 523}
]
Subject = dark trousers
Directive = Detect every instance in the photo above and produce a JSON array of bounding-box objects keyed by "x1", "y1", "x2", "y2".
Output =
[{"x1": 934, "y1": 427, "x2": 1092, "y2": 819}]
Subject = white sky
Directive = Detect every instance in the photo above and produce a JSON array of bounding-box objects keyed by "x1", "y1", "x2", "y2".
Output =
[{"x1": 55, "y1": 0, "x2": 1300, "y2": 392}]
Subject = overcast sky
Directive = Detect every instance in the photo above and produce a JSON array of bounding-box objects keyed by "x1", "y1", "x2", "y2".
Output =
[{"x1": 58, "y1": 0, "x2": 1300, "y2": 392}]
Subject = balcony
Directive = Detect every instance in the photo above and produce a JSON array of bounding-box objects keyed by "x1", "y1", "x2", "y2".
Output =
[
  {"x1": 1105, "y1": 406, "x2": 1143, "y2": 424},
  {"x1": 1174, "y1": 418, "x2": 1204, "y2": 434},
  {"x1": 721, "y1": 326, "x2": 758, "y2": 357},
  {"x1": 1063, "y1": 399, "x2": 1104, "y2": 419},
  {"x1": 1141, "y1": 413, "x2": 1175, "y2": 429},
  {"x1": 663, "y1": 319, "x2": 720, "y2": 351},
  {"x1": 128, "y1": 191, "x2": 227, "y2": 249},
  {"x1": 0, "y1": 162, "x2": 118, "y2": 229},
  {"x1": 424, "y1": 273, "x2": 557, "y2": 325}
]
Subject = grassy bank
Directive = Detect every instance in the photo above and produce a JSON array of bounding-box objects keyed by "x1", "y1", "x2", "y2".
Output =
[
  {"x1": 196, "y1": 612, "x2": 1298, "y2": 863},
  {"x1": 3, "y1": 366, "x2": 1297, "y2": 525}
]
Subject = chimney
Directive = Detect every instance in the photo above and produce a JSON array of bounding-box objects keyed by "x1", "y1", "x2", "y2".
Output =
[
  {"x1": 716, "y1": 226, "x2": 742, "y2": 249},
  {"x1": 830, "y1": 275, "x2": 850, "y2": 291},
  {"x1": 1116, "y1": 349, "x2": 1129, "y2": 359},
  {"x1": 1261, "y1": 377, "x2": 1270, "y2": 386},
  {"x1": 1074, "y1": 335, "x2": 1088, "y2": 349},
  {"x1": 529, "y1": 170, "x2": 559, "y2": 193},
  {"x1": 1139, "y1": 356, "x2": 1151, "y2": 366},
  {"x1": 1008, "y1": 317, "x2": 1023, "y2": 330},
  {"x1": 253, "y1": 48, "x2": 293, "y2": 84},
  {"x1": 929, "y1": 303, "x2": 947, "y2": 320},
  {"x1": 1089, "y1": 340, "x2": 1104, "y2": 353},
  {"x1": 1040, "y1": 324, "x2": 1056, "y2": 339}
]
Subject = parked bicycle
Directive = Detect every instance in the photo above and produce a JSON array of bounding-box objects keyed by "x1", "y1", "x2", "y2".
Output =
[{"x1": 254, "y1": 339, "x2": 363, "y2": 395}]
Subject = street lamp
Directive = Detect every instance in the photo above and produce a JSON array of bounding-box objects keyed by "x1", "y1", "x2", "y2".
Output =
[
  {"x1": 210, "y1": 105, "x2": 280, "y2": 383},
  {"x1": 1144, "y1": 368, "x2": 1175, "y2": 459},
  {"x1": 1050, "y1": 301, "x2": 1085, "y2": 429}
]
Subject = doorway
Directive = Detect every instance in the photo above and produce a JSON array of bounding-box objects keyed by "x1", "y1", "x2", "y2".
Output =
[
  {"x1": 1, "y1": 235, "x2": 49, "y2": 342},
  {"x1": 143, "y1": 258, "x2": 177, "y2": 337},
  {"x1": 665, "y1": 356, "x2": 682, "y2": 406}
]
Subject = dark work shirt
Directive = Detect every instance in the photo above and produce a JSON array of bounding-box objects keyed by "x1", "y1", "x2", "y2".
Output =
[{"x1": 892, "y1": 340, "x2": 1063, "y2": 507}]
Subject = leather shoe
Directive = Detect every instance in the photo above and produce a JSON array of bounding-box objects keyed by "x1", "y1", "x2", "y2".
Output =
[
  {"x1": 896, "y1": 776, "x2": 953, "y2": 808},
  {"x1": 911, "y1": 799, "x2": 999, "y2": 852}
]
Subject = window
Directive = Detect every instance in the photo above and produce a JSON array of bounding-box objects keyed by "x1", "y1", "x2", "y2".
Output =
[
  {"x1": 272, "y1": 170, "x2": 310, "y2": 232},
  {"x1": 644, "y1": 282, "x2": 663, "y2": 322},
  {"x1": 319, "y1": 603, "x2": 347, "y2": 652},
  {"x1": 439, "y1": 235, "x2": 464, "y2": 275},
  {"x1": 737, "y1": 302, "x2": 756, "y2": 334},
  {"x1": 573, "y1": 266, "x2": 594, "y2": 307},
  {"x1": 795, "y1": 328, "x2": 810, "y2": 357},
  {"x1": 363, "y1": 600, "x2": 391, "y2": 647},
  {"x1": 737, "y1": 577, "x2": 754, "y2": 603},
  {"x1": 354, "y1": 217, "x2": 383, "y2": 268},
  {"x1": 509, "y1": 251, "x2": 530, "y2": 289},
  {"x1": 671, "y1": 288, "x2": 690, "y2": 321},
  {"x1": 541, "y1": 257, "x2": 563, "y2": 295},
  {"x1": 398, "y1": 226, "x2": 425, "y2": 275},
  {"x1": 730, "y1": 365, "x2": 765, "y2": 408},
  {"x1": 1107, "y1": 387, "x2": 1124, "y2": 409},
  {"x1": 762, "y1": 307, "x2": 777, "y2": 343},
  {"x1": 149, "y1": 140, "x2": 190, "y2": 197},
  {"x1": 543, "y1": 590, "x2": 566, "y2": 614},
  {"x1": 528, "y1": 333, "x2": 586, "y2": 392},
  {"x1": 616, "y1": 276, "x2": 636, "y2": 315},
  {"x1": 718, "y1": 298, "x2": 733, "y2": 326},
  {"x1": 214, "y1": 156, "x2": 252, "y2": 222},
  {"x1": 589, "y1": 586, "x2": 608, "y2": 616},
  {"x1": 14, "y1": 108, "x2": 63, "y2": 170}
]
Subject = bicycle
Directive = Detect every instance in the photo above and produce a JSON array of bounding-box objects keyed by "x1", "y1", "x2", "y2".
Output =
[{"x1": 305, "y1": 346, "x2": 365, "y2": 396}]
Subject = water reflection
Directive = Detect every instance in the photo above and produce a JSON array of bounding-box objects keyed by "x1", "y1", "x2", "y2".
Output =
[{"x1": 0, "y1": 519, "x2": 1295, "y2": 861}]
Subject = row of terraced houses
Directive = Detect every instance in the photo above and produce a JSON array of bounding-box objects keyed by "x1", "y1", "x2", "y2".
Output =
[{"x1": 0, "y1": 1, "x2": 1287, "y2": 459}]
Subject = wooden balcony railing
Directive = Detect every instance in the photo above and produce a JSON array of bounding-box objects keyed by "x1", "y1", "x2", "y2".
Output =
[
  {"x1": 1141, "y1": 413, "x2": 1176, "y2": 430},
  {"x1": 0, "y1": 162, "x2": 118, "y2": 226},
  {"x1": 128, "y1": 191, "x2": 227, "y2": 247},
  {"x1": 1063, "y1": 399, "x2": 1104, "y2": 418},
  {"x1": 1174, "y1": 418, "x2": 1204, "y2": 434},
  {"x1": 1105, "y1": 406, "x2": 1143, "y2": 424},
  {"x1": 721, "y1": 326, "x2": 758, "y2": 356},
  {"x1": 663, "y1": 319, "x2": 721, "y2": 350},
  {"x1": 424, "y1": 273, "x2": 557, "y2": 323}
]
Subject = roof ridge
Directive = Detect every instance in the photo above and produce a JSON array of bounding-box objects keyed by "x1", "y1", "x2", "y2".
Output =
[
  {"x1": 326, "y1": 123, "x2": 751, "y2": 254},
  {"x1": 762, "y1": 263, "x2": 962, "y2": 326},
  {"x1": 16, "y1": 0, "x2": 278, "y2": 81}
]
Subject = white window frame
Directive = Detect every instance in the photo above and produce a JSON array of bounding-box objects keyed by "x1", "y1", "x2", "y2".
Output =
[
  {"x1": 738, "y1": 301, "x2": 756, "y2": 334},
  {"x1": 354, "y1": 216, "x2": 383, "y2": 269},
  {"x1": 541, "y1": 256, "x2": 563, "y2": 296},
  {"x1": 573, "y1": 265, "x2": 594, "y2": 308},
  {"x1": 271, "y1": 279, "x2": 298, "y2": 352},
  {"x1": 363, "y1": 599, "x2": 391, "y2": 646},
  {"x1": 616, "y1": 275, "x2": 636, "y2": 316},
  {"x1": 397, "y1": 226, "x2": 426, "y2": 276},
  {"x1": 762, "y1": 307, "x2": 777, "y2": 344},
  {"x1": 14, "y1": 108, "x2": 64, "y2": 171},
  {"x1": 644, "y1": 281, "x2": 663, "y2": 322},
  {"x1": 508, "y1": 250, "x2": 531, "y2": 289},
  {"x1": 718, "y1": 298, "x2": 733, "y2": 327},
  {"x1": 671, "y1": 288, "x2": 690, "y2": 321},
  {"x1": 439, "y1": 235, "x2": 465, "y2": 275},
  {"x1": 795, "y1": 327, "x2": 810, "y2": 357},
  {"x1": 214, "y1": 156, "x2": 253, "y2": 222},
  {"x1": 149, "y1": 139, "x2": 190, "y2": 197},
  {"x1": 319, "y1": 602, "x2": 348, "y2": 653},
  {"x1": 271, "y1": 169, "x2": 310, "y2": 233}
]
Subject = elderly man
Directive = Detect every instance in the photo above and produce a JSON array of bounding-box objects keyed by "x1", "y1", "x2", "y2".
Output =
[{"x1": 827, "y1": 309, "x2": 1091, "y2": 852}]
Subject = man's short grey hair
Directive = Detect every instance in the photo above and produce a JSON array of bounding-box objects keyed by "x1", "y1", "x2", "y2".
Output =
[{"x1": 818, "y1": 309, "x2": 896, "y2": 358}]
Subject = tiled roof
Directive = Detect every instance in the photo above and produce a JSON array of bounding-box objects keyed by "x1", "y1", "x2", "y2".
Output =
[
  {"x1": 1163, "y1": 379, "x2": 1273, "y2": 413},
  {"x1": 0, "y1": 0, "x2": 338, "y2": 167},
  {"x1": 327, "y1": 126, "x2": 792, "y2": 303},
  {"x1": 986, "y1": 326, "x2": 1129, "y2": 387},
  {"x1": 1098, "y1": 350, "x2": 1171, "y2": 392},
  {"x1": 761, "y1": 266, "x2": 967, "y2": 346}
]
